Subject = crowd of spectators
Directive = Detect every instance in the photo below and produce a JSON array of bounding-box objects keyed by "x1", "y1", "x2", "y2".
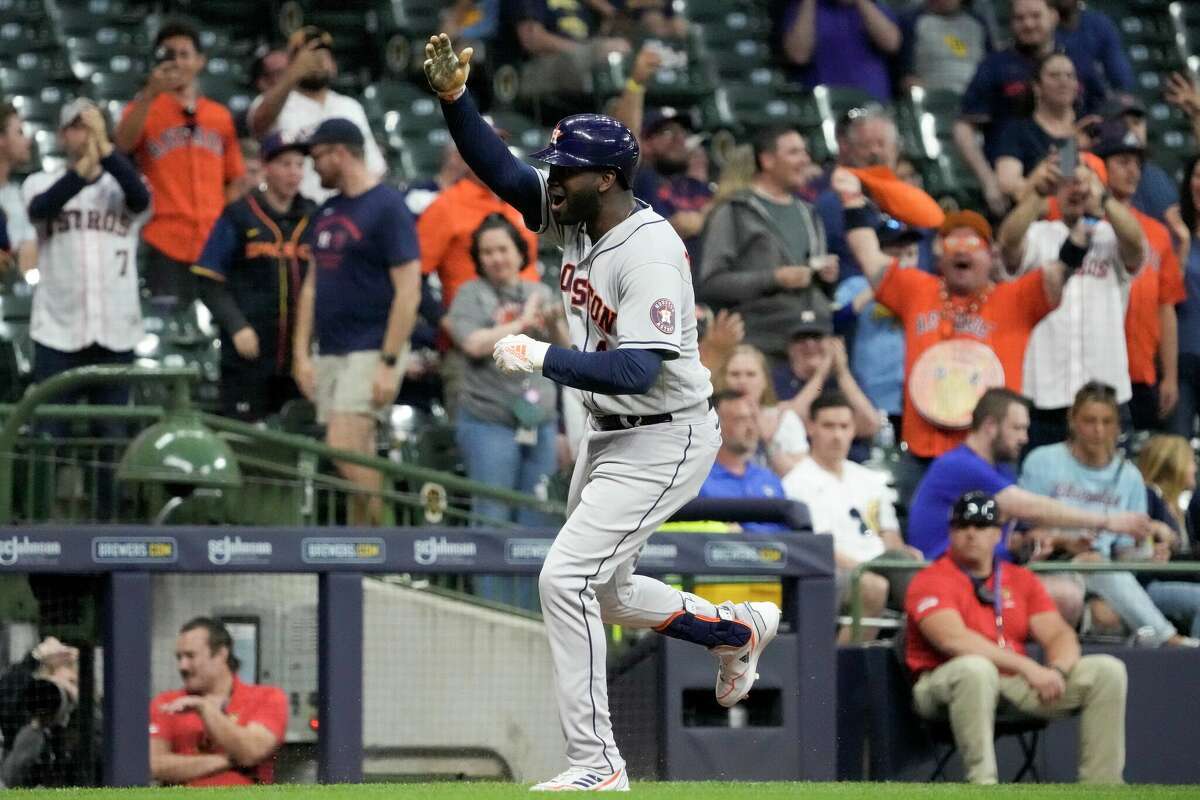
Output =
[{"x1": 0, "y1": 0, "x2": 1196, "y2": 651}]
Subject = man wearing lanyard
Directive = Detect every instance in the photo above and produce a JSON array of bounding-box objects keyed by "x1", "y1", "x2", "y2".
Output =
[{"x1": 904, "y1": 491, "x2": 1128, "y2": 784}]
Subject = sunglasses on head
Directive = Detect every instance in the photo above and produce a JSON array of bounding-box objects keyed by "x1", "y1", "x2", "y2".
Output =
[{"x1": 1077, "y1": 380, "x2": 1117, "y2": 401}]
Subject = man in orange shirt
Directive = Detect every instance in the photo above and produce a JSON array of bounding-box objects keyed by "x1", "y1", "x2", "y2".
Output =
[
  {"x1": 149, "y1": 617, "x2": 287, "y2": 787},
  {"x1": 841, "y1": 169, "x2": 1074, "y2": 499},
  {"x1": 1094, "y1": 121, "x2": 1188, "y2": 431},
  {"x1": 115, "y1": 20, "x2": 245, "y2": 309}
]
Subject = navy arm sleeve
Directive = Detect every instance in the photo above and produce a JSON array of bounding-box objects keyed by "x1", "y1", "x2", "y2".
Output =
[
  {"x1": 440, "y1": 91, "x2": 543, "y2": 226},
  {"x1": 100, "y1": 150, "x2": 150, "y2": 213},
  {"x1": 27, "y1": 171, "x2": 88, "y2": 221},
  {"x1": 542, "y1": 346, "x2": 664, "y2": 395},
  {"x1": 0, "y1": 208, "x2": 8, "y2": 252}
]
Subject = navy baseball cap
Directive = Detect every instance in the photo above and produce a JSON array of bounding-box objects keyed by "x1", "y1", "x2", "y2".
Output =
[
  {"x1": 1091, "y1": 119, "x2": 1144, "y2": 159},
  {"x1": 876, "y1": 215, "x2": 922, "y2": 248},
  {"x1": 306, "y1": 118, "x2": 364, "y2": 149},
  {"x1": 790, "y1": 307, "x2": 832, "y2": 338},
  {"x1": 261, "y1": 131, "x2": 308, "y2": 161},
  {"x1": 643, "y1": 106, "x2": 695, "y2": 138}
]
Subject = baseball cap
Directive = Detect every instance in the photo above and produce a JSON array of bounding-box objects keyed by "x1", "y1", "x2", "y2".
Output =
[
  {"x1": 643, "y1": 106, "x2": 695, "y2": 138},
  {"x1": 950, "y1": 491, "x2": 1000, "y2": 528},
  {"x1": 1090, "y1": 119, "x2": 1145, "y2": 159},
  {"x1": 287, "y1": 25, "x2": 333, "y2": 56},
  {"x1": 1099, "y1": 94, "x2": 1146, "y2": 121},
  {"x1": 876, "y1": 214, "x2": 922, "y2": 248},
  {"x1": 261, "y1": 131, "x2": 309, "y2": 161},
  {"x1": 939, "y1": 209, "x2": 992, "y2": 243},
  {"x1": 59, "y1": 97, "x2": 97, "y2": 129},
  {"x1": 790, "y1": 307, "x2": 832, "y2": 339},
  {"x1": 306, "y1": 118, "x2": 364, "y2": 149}
]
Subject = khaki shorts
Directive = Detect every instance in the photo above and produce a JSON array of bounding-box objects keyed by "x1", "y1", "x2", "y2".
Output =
[{"x1": 314, "y1": 347, "x2": 408, "y2": 423}]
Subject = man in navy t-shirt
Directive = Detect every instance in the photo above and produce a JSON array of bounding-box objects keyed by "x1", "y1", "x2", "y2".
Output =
[
  {"x1": 293, "y1": 117, "x2": 421, "y2": 525},
  {"x1": 632, "y1": 108, "x2": 714, "y2": 263},
  {"x1": 698, "y1": 390, "x2": 790, "y2": 533}
]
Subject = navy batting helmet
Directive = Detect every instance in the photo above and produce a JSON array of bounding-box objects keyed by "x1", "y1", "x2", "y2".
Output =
[{"x1": 530, "y1": 114, "x2": 640, "y2": 188}]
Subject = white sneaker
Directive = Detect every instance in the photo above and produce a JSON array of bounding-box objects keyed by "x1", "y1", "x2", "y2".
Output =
[
  {"x1": 715, "y1": 601, "x2": 781, "y2": 708},
  {"x1": 530, "y1": 766, "x2": 629, "y2": 792}
]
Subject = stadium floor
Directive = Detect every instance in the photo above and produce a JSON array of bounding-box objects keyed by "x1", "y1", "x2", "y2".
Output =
[{"x1": 9, "y1": 783, "x2": 1195, "y2": 798}]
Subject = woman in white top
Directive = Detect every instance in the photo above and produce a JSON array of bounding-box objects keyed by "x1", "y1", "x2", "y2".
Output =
[{"x1": 718, "y1": 344, "x2": 809, "y2": 476}]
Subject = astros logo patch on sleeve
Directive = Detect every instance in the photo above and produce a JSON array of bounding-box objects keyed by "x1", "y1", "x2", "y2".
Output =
[{"x1": 651, "y1": 298, "x2": 676, "y2": 334}]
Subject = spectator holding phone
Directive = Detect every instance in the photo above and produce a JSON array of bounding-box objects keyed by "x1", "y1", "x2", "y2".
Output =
[
  {"x1": 997, "y1": 153, "x2": 1144, "y2": 450},
  {"x1": 993, "y1": 52, "x2": 1081, "y2": 204},
  {"x1": 114, "y1": 20, "x2": 244, "y2": 308}
]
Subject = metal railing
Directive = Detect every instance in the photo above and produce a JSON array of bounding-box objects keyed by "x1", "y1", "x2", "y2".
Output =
[
  {"x1": 847, "y1": 557, "x2": 1200, "y2": 643},
  {"x1": 0, "y1": 366, "x2": 566, "y2": 528}
]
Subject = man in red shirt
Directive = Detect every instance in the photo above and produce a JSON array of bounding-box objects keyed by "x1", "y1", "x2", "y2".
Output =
[
  {"x1": 149, "y1": 617, "x2": 287, "y2": 786},
  {"x1": 904, "y1": 491, "x2": 1127, "y2": 784}
]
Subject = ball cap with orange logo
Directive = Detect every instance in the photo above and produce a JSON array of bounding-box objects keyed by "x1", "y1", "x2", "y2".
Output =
[{"x1": 938, "y1": 210, "x2": 993, "y2": 244}]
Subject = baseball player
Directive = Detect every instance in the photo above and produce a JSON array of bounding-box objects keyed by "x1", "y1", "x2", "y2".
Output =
[
  {"x1": 425, "y1": 34, "x2": 782, "y2": 792},
  {"x1": 24, "y1": 98, "x2": 150, "y2": 399}
]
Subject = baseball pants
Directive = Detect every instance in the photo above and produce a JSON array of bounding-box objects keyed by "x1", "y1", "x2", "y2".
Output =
[{"x1": 539, "y1": 407, "x2": 723, "y2": 774}]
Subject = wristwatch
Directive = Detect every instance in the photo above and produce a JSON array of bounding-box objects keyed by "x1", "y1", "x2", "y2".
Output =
[{"x1": 380, "y1": 352, "x2": 399, "y2": 367}]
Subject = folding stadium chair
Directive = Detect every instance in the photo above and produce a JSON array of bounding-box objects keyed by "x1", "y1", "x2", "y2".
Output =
[{"x1": 891, "y1": 624, "x2": 1050, "y2": 782}]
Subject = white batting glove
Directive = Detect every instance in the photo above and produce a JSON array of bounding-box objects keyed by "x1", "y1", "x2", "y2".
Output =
[{"x1": 493, "y1": 334, "x2": 549, "y2": 374}]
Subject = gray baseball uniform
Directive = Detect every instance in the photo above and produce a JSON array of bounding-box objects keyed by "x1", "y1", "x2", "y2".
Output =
[{"x1": 534, "y1": 178, "x2": 740, "y2": 774}]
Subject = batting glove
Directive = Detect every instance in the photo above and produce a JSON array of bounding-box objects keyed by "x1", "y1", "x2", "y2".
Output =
[{"x1": 494, "y1": 334, "x2": 549, "y2": 374}]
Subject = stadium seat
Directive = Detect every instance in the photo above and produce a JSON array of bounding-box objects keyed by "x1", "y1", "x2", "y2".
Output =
[
  {"x1": 0, "y1": 0, "x2": 51, "y2": 24},
  {"x1": 0, "y1": 21, "x2": 58, "y2": 57},
  {"x1": 708, "y1": 37, "x2": 770, "y2": 81},
  {"x1": 9, "y1": 86, "x2": 73, "y2": 127},
  {"x1": 88, "y1": 70, "x2": 142, "y2": 103},
  {"x1": 49, "y1": 0, "x2": 148, "y2": 38}
]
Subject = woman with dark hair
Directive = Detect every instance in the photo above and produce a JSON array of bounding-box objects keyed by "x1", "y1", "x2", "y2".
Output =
[
  {"x1": 1172, "y1": 154, "x2": 1200, "y2": 439},
  {"x1": 994, "y1": 51, "x2": 1079, "y2": 203},
  {"x1": 1020, "y1": 382, "x2": 1200, "y2": 646},
  {"x1": 445, "y1": 214, "x2": 568, "y2": 527}
]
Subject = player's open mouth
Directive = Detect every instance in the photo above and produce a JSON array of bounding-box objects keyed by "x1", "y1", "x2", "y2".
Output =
[{"x1": 549, "y1": 188, "x2": 567, "y2": 212}]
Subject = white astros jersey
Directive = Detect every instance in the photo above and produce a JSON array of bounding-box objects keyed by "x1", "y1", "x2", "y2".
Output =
[
  {"x1": 23, "y1": 169, "x2": 150, "y2": 353},
  {"x1": 535, "y1": 172, "x2": 711, "y2": 418},
  {"x1": 1018, "y1": 218, "x2": 1133, "y2": 408}
]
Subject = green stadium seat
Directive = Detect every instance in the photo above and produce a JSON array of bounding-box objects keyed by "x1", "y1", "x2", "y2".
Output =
[
  {"x1": 88, "y1": 70, "x2": 142, "y2": 103},
  {"x1": 708, "y1": 37, "x2": 771, "y2": 81},
  {"x1": 0, "y1": 21, "x2": 58, "y2": 57},
  {"x1": 50, "y1": 0, "x2": 148, "y2": 38},
  {"x1": 375, "y1": 0, "x2": 442, "y2": 37},
  {"x1": 1, "y1": 57, "x2": 77, "y2": 95},
  {"x1": 723, "y1": 82, "x2": 805, "y2": 129},
  {"x1": 697, "y1": 10, "x2": 768, "y2": 49},
  {"x1": 364, "y1": 80, "x2": 441, "y2": 135},
  {"x1": 683, "y1": 0, "x2": 754, "y2": 24},
  {"x1": 0, "y1": 0, "x2": 51, "y2": 24},
  {"x1": 10, "y1": 86, "x2": 74, "y2": 126}
]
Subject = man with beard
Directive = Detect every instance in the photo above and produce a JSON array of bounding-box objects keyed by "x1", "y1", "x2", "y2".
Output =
[
  {"x1": 293, "y1": 119, "x2": 420, "y2": 526},
  {"x1": 698, "y1": 125, "x2": 835, "y2": 366},
  {"x1": 248, "y1": 26, "x2": 385, "y2": 202},
  {"x1": 149, "y1": 618, "x2": 287, "y2": 786},
  {"x1": 425, "y1": 33, "x2": 781, "y2": 791},
  {"x1": 631, "y1": 107, "x2": 713, "y2": 261},
  {"x1": 998, "y1": 154, "x2": 1144, "y2": 450}
]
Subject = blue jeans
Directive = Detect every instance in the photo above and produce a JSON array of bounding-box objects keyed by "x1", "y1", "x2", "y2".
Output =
[
  {"x1": 455, "y1": 408, "x2": 558, "y2": 611},
  {"x1": 1146, "y1": 581, "x2": 1200, "y2": 638},
  {"x1": 1085, "y1": 570, "x2": 1178, "y2": 645},
  {"x1": 1171, "y1": 353, "x2": 1200, "y2": 438}
]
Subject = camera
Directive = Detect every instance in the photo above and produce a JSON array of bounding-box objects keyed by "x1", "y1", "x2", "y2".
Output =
[{"x1": 154, "y1": 45, "x2": 178, "y2": 65}]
